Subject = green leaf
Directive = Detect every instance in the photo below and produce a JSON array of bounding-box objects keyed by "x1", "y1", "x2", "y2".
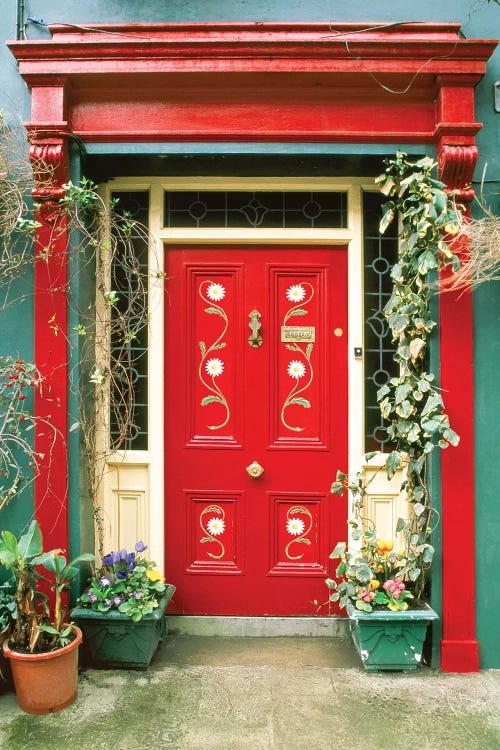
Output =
[
  {"x1": 18, "y1": 520, "x2": 43, "y2": 560},
  {"x1": 388, "y1": 313, "x2": 410, "y2": 335},
  {"x1": 395, "y1": 383, "x2": 412, "y2": 404},
  {"x1": 443, "y1": 428, "x2": 460, "y2": 447},
  {"x1": 287, "y1": 309, "x2": 308, "y2": 317},
  {"x1": 0, "y1": 531, "x2": 19, "y2": 564},
  {"x1": 385, "y1": 450, "x2": 402, "y2": 480},
  {"x1": 38, "y1": 624, "x2": 60, "y2": 636},
  {"x1": 356, "y1": 564, "x2": 372, "y2": 583},
  {"x1": 199, "y1": 341, "x2": 206, "y2": 356},
  {"x1": 330, "y1": 481, "x2": 344, "y2": 496},
  {"x1": 409, "y1": 567, "x2": 422, "y2": 582},
  {"x1": 289, "y1": 397, "x2": 311, "y2": 408},
  {"x1": 336, "y1": 561, "x2": 347, "y2": 577},
  {"x1": 325, "y1": 578, "x2": 337, "y2": 590},
  {"x1": 395, "y1": 400, "x2": 413, "y2": 418},
  {"x1": 201, "y1": 395, "x2": 222, "y2": 406},
  {"x1": 413, "y1": 502, "x2": 425, "y2": 517},
  {"x1": 422, "y1": 417, "x2": 441, "y2": 434},
  {"x1": 204, "y1": 307, "x2": 224, "y2": 316},
  {"x1": 407, "y1": 423, "x2": 421, "y2": 443},
  {"x1": 396, "y1": 517, "x2": 407, "y2": 534},
  {"x1": 329, "y1": 542, "x2": 346, "y2": 559},
  {"x1": 355, "y1": 600, "x2": 373, "y2": 613},
  {"x1": 423, "y1": 545, "x2": 435, "y2": 563},
  {"x1": 379, "y1": 204, "x2": 395, "y2": 234},
  {"x1": 417, "y1": 250, "x2": 439, "y2": 275},
  {"x1": 35, "y1": 553, "x2": 65, "y2": 575},
  {"x1": 422, "y1": 392, "x2": 443, "y2": 417}
]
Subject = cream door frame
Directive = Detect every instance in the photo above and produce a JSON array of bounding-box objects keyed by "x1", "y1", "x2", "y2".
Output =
[{"x1": 99, "y1": 176, "x2": 402, "y2": 565}]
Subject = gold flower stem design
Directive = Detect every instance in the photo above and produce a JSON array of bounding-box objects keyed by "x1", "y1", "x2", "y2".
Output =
[
  {"x1": 199, "y1": 504, "x2": 226, "y2": 560},
  {"x1": 283, "y1": 283, "x2": 314, "y2": 324},
  {"x1": 281, "y1": 342, "x2": 314, "y2": 432},
  {"x1": 285, "y1": 506, "x2": 313, "y2": 560},
  {"x1": 198, "y1": 281, "x2": 230, "y2": 430},
  {"x1": 281, "y1": 282, "x2": 315, "y2": 432}
]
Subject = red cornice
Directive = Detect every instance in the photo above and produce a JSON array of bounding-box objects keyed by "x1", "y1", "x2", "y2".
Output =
[{"x1": 8, "y1": 23, "x2": 496, "y2": 78}]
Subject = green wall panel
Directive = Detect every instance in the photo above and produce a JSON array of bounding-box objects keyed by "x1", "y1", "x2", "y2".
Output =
[{"x1": 474, "y1": 280, "x2": 500, "y2": 668}]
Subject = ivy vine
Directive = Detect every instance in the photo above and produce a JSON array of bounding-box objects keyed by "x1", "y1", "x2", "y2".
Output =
[{"x1": 332, "y1": 151, "x2": 463, "y2": 603}]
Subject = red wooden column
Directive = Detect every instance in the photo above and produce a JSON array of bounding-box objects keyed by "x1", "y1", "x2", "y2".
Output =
[
  {"x1": 437, "y1": 81, "x2": 480, "y2": 669},
  {"x1": 29, "y1": 128, "x2": 70, "y2": 556}
]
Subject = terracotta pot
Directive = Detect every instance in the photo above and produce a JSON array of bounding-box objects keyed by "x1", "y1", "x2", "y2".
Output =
[
  {"x1": 2, "y1": 624, "x2": 82, "y2": 714},
  {"x1": 0, "y1": 625, "x2": 12, "y2": 692}
]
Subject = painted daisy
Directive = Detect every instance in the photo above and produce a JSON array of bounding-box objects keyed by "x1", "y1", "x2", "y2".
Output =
[
  {"x1": 286, "y1": 517, "x2": 305, "y2": 536},
  {"x1": 287, "y1": 360, "x2": 306, "y2": 379},
  {"x1": 205, "y1": 358, "x2": 224, "y2": 377},
  {"x1": 286, "y1": 284, "x2": 306, "y2": 303},
  {"x1": 207, "y1": 517, "x2": 225, "y2": 536},
  {"x1": 206, "y1": 283, "x2": 226, "y2": 302}
]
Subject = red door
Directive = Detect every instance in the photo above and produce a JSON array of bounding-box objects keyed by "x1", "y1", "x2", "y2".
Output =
[{"x1": 164, "y1": 245, "x2": 347, "y2": 615}]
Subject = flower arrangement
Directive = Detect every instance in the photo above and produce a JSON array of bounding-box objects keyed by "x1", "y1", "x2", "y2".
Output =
[
  {"x1": 77, "y1": 541, "x2": 167, "y2": 621},
  {"x1": 326, "y1": 523, "x2": 416, "y2": 613}
]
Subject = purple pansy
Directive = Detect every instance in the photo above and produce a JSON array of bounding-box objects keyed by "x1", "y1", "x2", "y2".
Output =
[
  {"x1": 119, "y1": 548, "x2": 128, "y2": 561},
  {"x1": 112, "y1": 595, "x2": 124, "y2": 607},
  {"x1": 116, "y1": 569, "x2": 129, "y2": 580},
  {"x1": 87, "y1": 591, "x2": 98, "y2": 603},
  {"x1": 135, "y1": 541, "x2": 147, "y2": 553},
  {"x1": 112, "y1": 550, "x2": 121, "y2": 564},
  {"x1": 125, "y1": 552, "x2": 136, "y2": 566},
  {"x1": 102, "y1": 552, "x2": 114, "y2": 566}
]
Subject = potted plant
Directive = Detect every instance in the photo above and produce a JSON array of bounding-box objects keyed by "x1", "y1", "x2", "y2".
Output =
[
  {"x1": 71, "y1": 541, "x2": 175, "y2": 669},
  {"x1": 326, "y1": 153, "x2": 462, "y2": 671},
  {"x1": 327, "y1": 464, "x2": 439, "y2": 672},
  {"x1": 0, "y1": 579, "x2": 15, "y2": 691},
  {"x1": 0, "y1": 519, "x2": 94, "y2": 713}
]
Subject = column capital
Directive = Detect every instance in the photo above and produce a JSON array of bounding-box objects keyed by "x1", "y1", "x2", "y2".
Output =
[{"x1": 437, "y1": 142, "x2": 478, "y2": 203}]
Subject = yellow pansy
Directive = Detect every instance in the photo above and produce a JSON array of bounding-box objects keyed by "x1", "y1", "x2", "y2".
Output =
[{"x1": 145, "y1": 568, "x2": 164, "y2": 582}]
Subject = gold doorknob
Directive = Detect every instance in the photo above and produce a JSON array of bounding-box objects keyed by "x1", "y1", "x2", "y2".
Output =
[{"x1": 246, "y1": 460, "x2": 264, "y2": 479}]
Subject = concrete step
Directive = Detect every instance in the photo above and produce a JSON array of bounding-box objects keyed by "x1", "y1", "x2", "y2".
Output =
[{"x1": 167, "y1": 615, "x2": 349, "y2": 637}]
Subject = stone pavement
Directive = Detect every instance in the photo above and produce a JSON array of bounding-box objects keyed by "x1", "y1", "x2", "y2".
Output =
[{"x1": 1, "y1": 636, "x2": 499, "y2": 750}]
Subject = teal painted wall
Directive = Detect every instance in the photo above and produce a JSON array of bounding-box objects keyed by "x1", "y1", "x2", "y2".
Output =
[{"x1": 1, "y1": 0, "x2": 499, "y2": 665}]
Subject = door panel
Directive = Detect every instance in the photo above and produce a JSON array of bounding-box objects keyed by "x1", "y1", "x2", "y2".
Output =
[{"x1": 165, "y1": 246, "x2": 347, "y2": 615}]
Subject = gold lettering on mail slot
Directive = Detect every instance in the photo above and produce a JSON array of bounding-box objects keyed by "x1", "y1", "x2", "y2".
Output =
[{"x1": 281, "y1": 326, "x2": 316, "y2": 343}]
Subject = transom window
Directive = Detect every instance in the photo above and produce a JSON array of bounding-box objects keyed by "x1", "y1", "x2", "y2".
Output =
[{"x1": 163, "y1": 191, "x2": 347, "y2": 229}]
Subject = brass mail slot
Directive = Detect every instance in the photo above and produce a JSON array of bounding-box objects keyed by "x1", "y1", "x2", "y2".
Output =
[{"x1": 281, "y1": 326, "x2": 316, "y2": 343}]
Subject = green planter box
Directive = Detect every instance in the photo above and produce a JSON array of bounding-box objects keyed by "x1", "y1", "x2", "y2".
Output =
[
  {"x1": 70, "y1": 584, "x2": 176, "y2": 669},
  {"x1": 346, "y1": 599, "x2": 439, "y2": 672}
]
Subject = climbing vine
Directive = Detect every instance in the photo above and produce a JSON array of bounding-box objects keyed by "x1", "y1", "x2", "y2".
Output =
[
  {"x1": 0, "y1": 113, "x2": 161, "y2": 553},
  {"x1": 332, "y1": 152, "x2": 463, "y2": 603}
]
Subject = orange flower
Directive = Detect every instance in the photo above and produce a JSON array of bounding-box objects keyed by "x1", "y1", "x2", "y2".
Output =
[
  {"x1": 376, "y1": 539, "x2": 394, "y2": 556},
  {"x1": 369, "y1": 579, "x2": 380, "y2": 591}
]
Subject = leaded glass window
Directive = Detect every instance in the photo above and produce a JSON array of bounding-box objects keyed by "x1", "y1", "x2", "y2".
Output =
[
  {"x1": 363, "y1": 191, "x2": 398, "y2": 453},
  {"x1": 109, "y1": 191, "x2": 149, "y2": 451},
  {"x1": 164, "y1": 191, "x2": 347, "y2": 229}
]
